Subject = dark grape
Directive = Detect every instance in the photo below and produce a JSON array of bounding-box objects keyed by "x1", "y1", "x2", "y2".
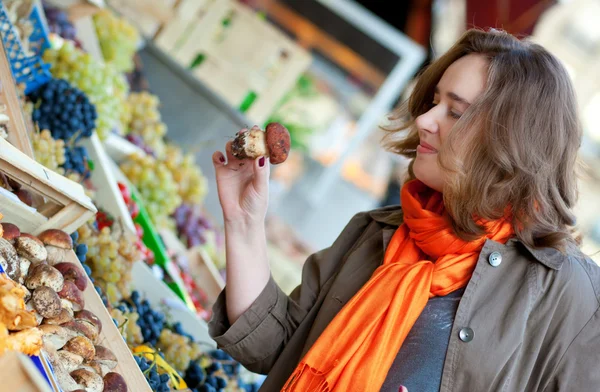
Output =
[
  {"x1": 28, "y1": 78, "x2": 97, "y2": 142},
  {"x1": 62, "y1": 145, "x2": 91, "y2": 179}
]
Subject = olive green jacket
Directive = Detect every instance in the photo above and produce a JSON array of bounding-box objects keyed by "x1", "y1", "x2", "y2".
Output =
[{"x1": 208, "y1": 206, "x2": 600, "y2": 391}]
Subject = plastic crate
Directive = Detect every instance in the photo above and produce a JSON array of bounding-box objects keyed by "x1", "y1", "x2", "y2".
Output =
[
  {"x1": 28, "y1": 5, "x2": 52, "y2": 56},
  {"x1": 0, "y1": 2, "x2": 52, "y2": 94}
]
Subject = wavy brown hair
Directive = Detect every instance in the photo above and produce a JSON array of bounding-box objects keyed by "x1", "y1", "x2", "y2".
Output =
[{"x1": 382, "y1": 28, "x2": 582, "y2": 251}]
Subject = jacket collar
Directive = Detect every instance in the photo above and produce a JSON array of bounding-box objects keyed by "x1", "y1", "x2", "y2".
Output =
[{"x1": 369, "y1": 205, "x2": 566, "y2": 270}]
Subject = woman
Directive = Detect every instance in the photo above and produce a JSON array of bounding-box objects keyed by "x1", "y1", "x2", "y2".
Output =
[{"x1": 208, "y1": 28, "x2": 600, "y2": 392}]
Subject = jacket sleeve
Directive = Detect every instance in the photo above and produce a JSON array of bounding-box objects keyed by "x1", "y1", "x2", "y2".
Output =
[
  {"x1": 543, "y1": 308, "x2": 600, "y2": 391},
  {"x1": 207, "y1": 211, "x2": 371, "y2": 374}
]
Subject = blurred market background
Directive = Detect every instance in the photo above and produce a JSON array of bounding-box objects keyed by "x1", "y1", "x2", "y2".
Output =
[{"x1": 39, "y1": 0, "x2": 600, "y2": 295}]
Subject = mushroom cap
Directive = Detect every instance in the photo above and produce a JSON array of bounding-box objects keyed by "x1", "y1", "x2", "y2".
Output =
[
  {"x1": 2, "y1": 223, "x2": 20, "y2": 242},
  {"x1": 57, "y1": 349, "x2": 84, "y2": 372},
  {"x1": 54, "y1": 262, "x2": 88, "y2": 292},
  {"x1": 63, "y1": 336, "x2": 96, "y2": 362},
  {"x1": 58, "y1": 281, "x2": 85, "y2": 312},
  {"x1": 39, "y1": 324, "x2": 79, "y2": 350},
  {"x1": 265, "y1": 122, "x2": 291, "y2": 164},
  {"x1": 103, "y1": 372, "x2": 127, "y2": 392},
  {"x1": 42, "y1": 308, "x2": 74, "y2": 326},
  {"x1": 75, "y1": 310, "x2": 102, "y2": 335},
  {"x1": 38, "y1": 229, "x2": 73, "y2": 250},
  {"x1": 0, "y1": 237, "x2": 20, "y2": 280},
  {"x1": 16, "y1": 234, "x2": 47, "y2": 263},
  {"x1": 93, "y1": 346, "x2": 117, "y2": 370},
  {"x1": 70, "y1": 369, "x2": 104, "y2": 392},
  {"x1": 32, "y1": 286, "x2": 62, "y2": 318},
  {"x1": 61, "y1": 319, "x2": 99, "y2": 344},
  {"x1": 25, "y1": 264, "x2": 64, "y2": 292},
  {"x1": 16, "y1": 189, "x2": 33, "y2": 206}
]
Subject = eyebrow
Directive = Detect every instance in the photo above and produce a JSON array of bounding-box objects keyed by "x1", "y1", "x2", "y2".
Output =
[{"x1": 434, "y1": 87, "x2": 471, "y2": 106}]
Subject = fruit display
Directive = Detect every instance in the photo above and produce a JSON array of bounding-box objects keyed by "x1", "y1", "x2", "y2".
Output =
[
  {"x1": 42, "y1": 1, "x2": 79, "y2": 44},
  {"x1": 76, "y1": 221, "x2": 140, "y2": 305},
  {"x1": 31, "y1": 129, "x2": 66, "y2": 174},
  {"x1": 116, "y1": 181, "x2": 155, "y2": 264},
  {"x1": 28, "y1": 78, "x2": 97, "y2": 142},
  {"x1": 232, "y1": 123, "x2": 291, "y2": 164},
  {"x1": 171, "y1": 204, "x2": 214, "y2": 248},
  {"x1": 0, "y1": 222, "x2": 129, "y2": 391},
  {"x1": 120, "y1": 152, "x2": 181, "y2": 229},
  {"x1": 123, "y1": 91, "x2": 166, "y2": 158},
  {"x1": 43, "y1": 40, "x2": 129, "y2": 140},
  {"x1": 93, "y1": 9, "x2": 140, "y2": 73},
  {"x1": 164, "y1": 143, "x2": 208, "y2": 206}
]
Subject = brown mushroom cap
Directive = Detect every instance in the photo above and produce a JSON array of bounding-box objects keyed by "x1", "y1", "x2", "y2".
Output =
[
  {"x1": 58, "y1": 349, "x2": 84, "y2": 372},
  {"x1": 2, "y1": 223, "x2": 20, "y2": 242},
  {"x1": 93, "y1": 346, "x2": 117, "y2": 370},
  {"x1": 16, "y1": 234, "x2": 47, "y2": 264},
  {"x1": 61, "y1": 319, "x2": 99, "y2": 343},
  {"x1": 75, "y1": 310, "x2": 102, "y2": 334},
  {"x1": 32, "y1": 286, "x2": 62, "y2": 318},
  {"x1": 38, "y1": 229, "x2": 73, "y2": 250},
  {"x1": 63, "y1": 336, "x2": 96, "y2": 362},
  {"x1": 0, "y1": 237, "x2": 20, "y2": 281},
  {"x1": 57, "y1": 281, "x2": 85, "y2": 311},
  {"x1": 70, "y1": 369, "x2": 104, "y2": 392},
  {"x1": 103, "y1": 372, "x2": 127, "y2": 392},
  {"x1": 265, "y1": 122, "x2": 291, "y2": 164},
  {"x1": 26, "y1": 264, "x2": 64, "y2": 292},
  {"x1": 54, "y1": 262, "x2": 88, "y2": 292},
  {"x1": 16, "y1": 189, "x2": 33, "y2": 206},
  {"x1": 43, "y1": 308, "x2": 74, "y2": 326}
]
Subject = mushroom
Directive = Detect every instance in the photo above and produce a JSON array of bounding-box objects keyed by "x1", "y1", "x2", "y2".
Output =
[
  {"x1": 93, "y1": 346, "x2": 117, "y2": 371},
  {"x1": 75, "y1": 310, "x2": 102, "y2": 335},
  {"x1": 16, "y1": 189, "x2": 33, "y2": 206},
  {"x1": 2, "y1": 223, "x2": 20, "y2": 244},
  {"x1": 25, "y1": 264, "x2": 64, "y2": 292},
  {"x1": 0, "y1": 237, "x2": 20, "y2": 281},
  {"x1": 62, "y1": 319, "x2": 99, "y2": 343},
  {"x1": 17, "y1": 256, "x2": 31, "y2": 285},
  {"x1": 71, "y1": 369, "x2": 104, "y2": 392},
  {"x1": 39, "y1": 324, "x2": 80, "y2": 350},
  {"x1": 58, "y1": 349, "x2": 84, "y2": 372},
  {"x1": 58, "y1": 281, "x2": 85, "y2": 311},
  {"x1": 63, "y1": 336, "x2": 96, "y2": 362},
  {"x1": 43, "y1": 308, "x2": 74, "y2": 325},
  {"x1": 61, "y1": 298, "x2": 74, "y2": 317},
  {"x1": 87, "y1": 361, "x2": 107, "y2": 377},
  {"x1": 32, "y1": 286, "x2": 62, "y2": 318},
  {"x1": 25, "y1": 299, "x2": 43, "y2": 325},
  {"x1": 46, "y1": 348, "x2": 84, "y2": 392},
  {"x1": 22, "y1": 286, "x2": 31, "y2": 302},
  {"x1": 231, "y1": 122, "x2": 291, "y2": 164},
  {"x1": 103, "y1": 372, "x2": 127, "y2": 392},
  {"x1": 16, "y1": 234, "x2": 47, "y2": 264},
  {"x1": 54, "y1": 262, "x2": 88, "y2": 291},
  {"x1": 37, "y1": 229, "x2": 73, "y2": 266}
]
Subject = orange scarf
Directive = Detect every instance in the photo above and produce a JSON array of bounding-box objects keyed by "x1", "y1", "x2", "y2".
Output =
[{"x1": 282, "y1": 179, "x2": 514, "y2": 392}]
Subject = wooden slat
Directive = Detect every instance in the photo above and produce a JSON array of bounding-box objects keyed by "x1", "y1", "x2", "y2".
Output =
[
  {"x1": 0, "y1": 190, "x2": 48, "y2": 233},
  {"x1": 35, "y1": 202, "x2": 95, "y2": 235},
  {"x1": 0, "y1": 39, "x2": 35, "y2": 157},
  {"x1": 153, "y1": 0, "x2": 211, "y2": 53},
  {"x1": 67, "y1": 251, "x2": 152, "y2": 392}
]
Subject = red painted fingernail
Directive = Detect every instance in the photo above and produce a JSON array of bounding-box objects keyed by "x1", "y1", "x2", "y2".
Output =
[
  {"x1": 219, "y1": 156, "x2": 225, "y2": 163},
  {"x1": 259, "y1": 157, "x2": 265, "y2": 167}
]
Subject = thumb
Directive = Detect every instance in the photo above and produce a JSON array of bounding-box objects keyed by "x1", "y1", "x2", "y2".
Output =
[
  {"x1": 252, "y1": 156, "x2": 270, "y2": 195},
  {"x1": 399, "y1": 386, "x2": 409, "y2": 392}
]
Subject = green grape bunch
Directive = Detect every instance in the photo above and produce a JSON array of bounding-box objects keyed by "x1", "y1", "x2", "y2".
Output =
[
  {"x1": 124, "y1": 92, "x2": 167, "y2": 158},
  {"x1": 120, "y1": 152, "x2": 181, "y2": 228},
  {"x1": 43, "y1": 40, "x2": 129, "y2": 140},
  {"x1": 93, "y1": 9, "x2": 140, "y2": 73},
  {"x1": 31, "y1": 129, "x2": 66, "y2": 174}
]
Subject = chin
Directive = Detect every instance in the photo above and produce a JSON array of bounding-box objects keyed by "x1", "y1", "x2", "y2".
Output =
[{"x1": 413, "y1": 159, "x2": 444, "y2": 192}]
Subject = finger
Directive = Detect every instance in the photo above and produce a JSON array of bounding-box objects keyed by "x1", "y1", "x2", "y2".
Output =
[
  {"x1": 399, "y1": 386, "x2": 408, "y2": 392},
  {"x1": 212, "y1": 151, "x2": 226, "y2": 167},
  {"x1": 252, "y1": 155, "x2": 270, "y2": 194}
]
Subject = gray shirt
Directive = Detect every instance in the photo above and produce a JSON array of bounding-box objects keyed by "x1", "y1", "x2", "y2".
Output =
[{"x1": 381, "y1": 288, "x2": 465, "y2": 392}]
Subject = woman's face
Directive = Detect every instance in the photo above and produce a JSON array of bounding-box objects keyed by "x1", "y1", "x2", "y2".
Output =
[{"x1": 413, "y1": 54, "x2": 488, "y2": 192}]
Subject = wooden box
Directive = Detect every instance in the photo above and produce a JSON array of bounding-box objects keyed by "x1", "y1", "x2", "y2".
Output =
[{"x1": 0, "y1": 136, "x2": 97, "y2": 235}]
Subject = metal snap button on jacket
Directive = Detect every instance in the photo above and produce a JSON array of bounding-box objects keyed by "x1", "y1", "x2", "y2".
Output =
[
  {"x1": 488, "y1": 251, "x2": 502, "y2": 267},
  {"x1": 459, "y1": 327, "x2": 474, "y2": 342}
]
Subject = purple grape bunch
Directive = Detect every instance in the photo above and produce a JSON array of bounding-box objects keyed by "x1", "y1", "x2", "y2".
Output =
[
  {"x1": 42, "y1": 2, "x2": 77, "y2": 41},
  {"x1": 172, "y1": 204, "x2": 213, "y2": 248}
]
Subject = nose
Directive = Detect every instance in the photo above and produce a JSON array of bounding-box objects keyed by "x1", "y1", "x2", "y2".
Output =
[{"x1": 415, "y1": 108, "x2": 439, "y2": 134}]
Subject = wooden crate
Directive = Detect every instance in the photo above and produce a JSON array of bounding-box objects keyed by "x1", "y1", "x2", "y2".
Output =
[
  {"x1": 0, "y1": 136, "x2": 97, "y2": 235},
  {"x1": 0, "y1": 38, "x2": 35, "y2": 158},
  {"x1": 106, "y1": 0, "x2": 176, "y2": 38},
  {"x1": 65, "y1": 251, "x2": 151, "y2": 392}
]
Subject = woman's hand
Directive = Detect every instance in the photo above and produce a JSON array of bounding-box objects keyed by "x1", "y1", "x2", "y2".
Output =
[
  {"x1": 399, "y1": 386, "x2": 408, "y2": 392},
  {"x1": 212, "y1": 129, "x2": 270, "y2": 225}
]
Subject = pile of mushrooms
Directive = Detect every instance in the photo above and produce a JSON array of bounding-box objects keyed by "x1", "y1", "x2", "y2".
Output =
[{"x1": 0, "y1": 224, "x2": 127, "y2": 392}]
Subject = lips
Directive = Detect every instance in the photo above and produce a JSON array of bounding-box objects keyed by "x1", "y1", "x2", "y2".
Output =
[{"x1": 417, "y1": 140, "x2": 438, "y2": 154}]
